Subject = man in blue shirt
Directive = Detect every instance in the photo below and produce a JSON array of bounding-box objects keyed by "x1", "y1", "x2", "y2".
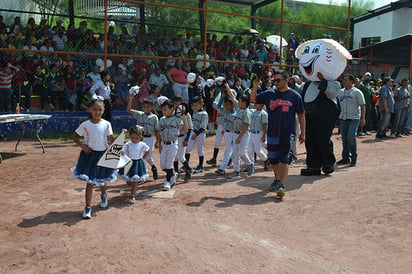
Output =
[
  {"x1": 250, "y1": 70, "x2": 305, "y2": 199},
  {"x1": 376, "y1": 77, "x2": 395, "y2": 139}
]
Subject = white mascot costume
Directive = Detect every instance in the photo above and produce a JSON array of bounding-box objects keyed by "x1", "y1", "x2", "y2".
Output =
[{"x1": 295, "y1": 39, "x2": 352, "y2": 176}]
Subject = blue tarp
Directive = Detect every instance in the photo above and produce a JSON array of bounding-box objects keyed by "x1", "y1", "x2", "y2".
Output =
[{"x1": 0, "y1": 111, "x2": 137, "y2": 137}]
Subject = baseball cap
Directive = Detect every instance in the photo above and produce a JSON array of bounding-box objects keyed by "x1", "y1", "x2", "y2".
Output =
[
  {"x1": 383, "y1": 77, "x2": 394, "y2": 84},
  {"x1": 364, "y1": 72, "x2": 371, "y2": 77},
  {"x1": 376, "y1": 78, "x2": 382, "y2": 82}
]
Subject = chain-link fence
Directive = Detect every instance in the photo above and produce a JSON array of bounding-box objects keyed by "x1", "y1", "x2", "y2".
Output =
[{"x1": 0, "y1": 0, "x2": 353, "y2": 114}]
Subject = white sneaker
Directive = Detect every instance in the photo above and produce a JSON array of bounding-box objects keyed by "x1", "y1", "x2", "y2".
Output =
[
  {"x1": 390, "y1": 133, "x2": 396, "y2": 139},
  {"x1": 82, "y1": 207, "x2": 91, "y2": 219},
  {"x1": 162, "y1": 181, "x2": 171, "y2": 191},
  {"x1": 127, "y1": 196, "x2": 135, "y2": 204},
  {"x1": 100, "y1": 194, "x2": 108, "y2": 208}
]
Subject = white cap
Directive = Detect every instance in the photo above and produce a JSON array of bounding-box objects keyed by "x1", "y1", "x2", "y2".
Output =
[
  {"x1": 187, "y1": 72, "x2": 196, "y2": 83},
  {"x1": 364, "y1": 72, "x2": 372, "y2": 77},
  {"x1": 129, "y1": 85, "x2": 140, "y2": 96},
  {"x1": 215, "y1": 76, "x2": 226, "y2": 85},
  {"x1": 156, "y1": 96, "x2": 169, "y2": 106},
  {"x1": 206, "y1": 79, "x2": 214, "y2": 87}
]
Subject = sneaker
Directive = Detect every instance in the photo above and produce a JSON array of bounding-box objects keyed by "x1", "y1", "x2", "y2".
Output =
[
  {"x1": 228, "y1": 171, "x2": 241, "y2": 179},
  {"x1": 127, "y1": 196, "x2": 135, "y2": 204},
  {"x1": 275, "y1": 184, "x2": 286, "y2": 199},
  {"x1": 349, "y1": 160, "x2": 357, "y2": 167},
  {"x1": 247, "y1": 163, "x2": 254, "y2": 176},
  {"x1": 389, "y1": 133, "x2": 396, "y2": 139},
  {"x1": 162, "y1": 181, "x2": 171, "y2": 191},
  {"x1": 364, "y1": 131, "x2": 371, "y2": 136},
  {"x1": 184, "y1": 169, "x2": 192, "y2": 180},
  {"x1": 268, "y1": 179, "x2": 281, "y2": 192},
  {"x1": 264, "y1": 159, "x2": 270, "y2": 170},
  {"x1": 206, "y1": 158, "x2": 217, "y2": 166},
  {"x1": 357, "y1": 132, "x2": 366, "y2": 136},
  {"x1": 193, "y1": 166, "x2": 204, "y2": 173},
  {"x1": 337, "y1": 158, "x2": 350, "y2": 165},
  {"x1": 82, "y1": 207, "x2": 92, "y2": 219},
  {"x1": 100, "y1": 194, "x2": 108, "y2": 208},
  {"x1": 215, "y1": 169, "x2": 225, "y2": 175},
  {"x1": 396, "y1": 134, "x2": 405, "y2": 138},
  {"x1": 171, "y1": 173, "x2": 178, "y2": 186},
  {"x1": 152, "y1": 166, "x2": 159, "y2": 180},
  {"x1": 178, "y1": 166, "x2": 187, "y2": 173}
]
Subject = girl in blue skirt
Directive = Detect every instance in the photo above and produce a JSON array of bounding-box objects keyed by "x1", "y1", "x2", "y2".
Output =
[
  {"x1": 72, "y1": 97, "x2": 116, "y2": 219},
  {"x1": 118, "y1": 126, "x2": 150, "y2": 204}
]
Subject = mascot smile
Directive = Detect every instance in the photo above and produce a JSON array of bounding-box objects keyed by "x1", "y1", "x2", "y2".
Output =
[{"x1": 295, "y1": 39, "x2": 352, "y2": 81}]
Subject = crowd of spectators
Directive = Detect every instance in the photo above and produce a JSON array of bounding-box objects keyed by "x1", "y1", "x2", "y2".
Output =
[{"x1": 0, "y1": 14, "x2": 305, "y2": 112}]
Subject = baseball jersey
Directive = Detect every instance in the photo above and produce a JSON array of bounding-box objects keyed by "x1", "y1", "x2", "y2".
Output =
[
  {"x1": 192, "y1": 109, "x2": 209, "y2": 131},
  {"x1": 130, "y1": 110, "x2": 159, "y2": 136},
  {"x1": 178, "y1": 112, "x2": 192, "y2": 135},
  {"x1": 75, "y1": 119, "x2": 113, "y2": 151},
  {"x1": 223, "y1": 109, "x2": 237, "y2": 132},
  {"x1": 257, "y1": 89, "x2": 304, "y2": 137},
  {"x1": 121, "y1": 141, "x2": 150, "y2": 160},
  {"x1": 159, "y1": 115, "x2": 183, "y2": 142},
  {"x1": 249, "y1": 109, "x2": 268, "y2": 131},
  {"x1": 233, "y1": 108, "x2": 251, "y2": 133},
  {"x1": 337, "y1": 87, "x2": 365, "y2": 120}
]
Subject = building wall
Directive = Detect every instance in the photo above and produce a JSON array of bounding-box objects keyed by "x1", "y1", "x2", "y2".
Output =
[
  {"x1": 353, "y1": 11, "x2": 393, "y2": 48},
  {"x1": 391, "y1": 8, "x2": 412, "y2": 38}
]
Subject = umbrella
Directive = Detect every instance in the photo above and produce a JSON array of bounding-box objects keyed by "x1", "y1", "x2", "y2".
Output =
[
  {"x1": 239, "y1": 28, "x2": 259, "y2": 35},
  {"x1": 265, "y1": 35, "x2": 288, "y2": 48}
]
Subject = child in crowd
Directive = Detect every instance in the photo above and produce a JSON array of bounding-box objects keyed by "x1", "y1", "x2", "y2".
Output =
[
  {"x1": 228, "y1": 94, "x2": 254, "y2": 179},
  {"x1": 127, "y1": 93, "x2": 160, "y2": 180},
  {"x1": 159, "y1": 99, "x2": 188, "y2": 191},
  {"x1": 72, "y1": 98, "x2": 116, "y2": 219},
  {"x1": 118, "y1": 126, "x2": 150, "y2": 204},
  {"x1": 185, "y1": 96, "x2": 209, "y2": 173},
  {"x1": 148, "y1": 85, "x2": 162, "y2": 115},
  {"x1": 172, "y1": 95, "x2": 193, "y2": 180},
  {"x1": 215, "y1": 88, "x2": 238, "y2": 176},
  {"x1": 206, "y1": 85, "x2": 227, "y2": 167},
  {"x1": 248, "y1": 103, "x2": 269, "y2": 170}
]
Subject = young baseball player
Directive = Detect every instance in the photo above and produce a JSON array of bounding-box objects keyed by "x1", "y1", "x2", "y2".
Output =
[
  {"x1": 127, "y1": 94, "x2": 160, "y2": 180},
  {"x1": 214, "y1": 87, "x2": 238, "y2": 176},
  {"x1": 159, "y1": 99, "x2": 188, "y2": 191},
  {"x1": 227, "y1": 93, "x2": 254, "y2": 179},
  {"x1": 172, "y1": 95, "x2": 193, "y2": 180},
  {"x1": 206, "y1": 87, "x2": 226, "y2": 167},
  {"x1": 248, "y1": 103, "x2": 270, "y2": 170},
  {"x1": 185, "y1": 96, "x2": 209, "y2": 173}
]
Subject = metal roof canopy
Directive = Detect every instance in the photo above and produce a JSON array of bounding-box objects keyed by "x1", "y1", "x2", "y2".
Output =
[{"x1": 350, "y1": 34, "x2": 412, "y2": 79}]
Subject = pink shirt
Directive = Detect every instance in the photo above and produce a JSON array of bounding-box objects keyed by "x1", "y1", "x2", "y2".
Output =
[
  {"x1": 0, "y1": 70, "x2": 16, "y2": 89},
  {"x1": 169, "y1": 67, "x2": 187, "y2": 85}
]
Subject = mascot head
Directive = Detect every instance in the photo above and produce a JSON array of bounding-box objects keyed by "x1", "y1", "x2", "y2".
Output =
[{"x1": 295, "y1": 39, "x2": 352, "y2": 81}]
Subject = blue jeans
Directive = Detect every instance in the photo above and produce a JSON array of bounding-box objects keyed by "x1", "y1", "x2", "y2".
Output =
[
  {"x1": 340, "y1": 119, "x2": 359, "y2": 161},
  {"x1": 377, "y1": 111, "x2": 392, "y2": 136}
]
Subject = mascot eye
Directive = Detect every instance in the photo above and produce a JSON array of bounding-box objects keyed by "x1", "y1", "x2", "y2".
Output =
[
  {"x1": 303, "y1": 46, "x2": 310, "y2": 54},
  {"x1": 312, "y1": 45, "x2": 320, "y2": 54}
]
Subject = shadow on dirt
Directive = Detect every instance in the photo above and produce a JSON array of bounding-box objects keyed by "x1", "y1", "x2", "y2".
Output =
[{"x1": 186, "y1": 173, "x2": 331, "y2": 208}]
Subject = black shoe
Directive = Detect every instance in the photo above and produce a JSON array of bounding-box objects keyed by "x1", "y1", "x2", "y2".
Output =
[
  {"x1": 300, "y1": 168, "x2": 321, "y2": 176},
  {"x1": 322, "y1": 166, "x2": 334, "y2": 174},
  {"x1": 337, "y1": 158, "x2": 350, "y2": 165},
  {"x1": 349, "y1": 160, "x2": 357, "y2": 166},
  {"x1": 152, "y1": 166, "x2": 159, "y2": 180},
  {"x1": 184, "y1": 168, "x2": 192, "y2": 180}
]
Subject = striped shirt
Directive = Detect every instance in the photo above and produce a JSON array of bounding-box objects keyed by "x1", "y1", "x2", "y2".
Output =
[{"x1": 0, "y1": 70, "x2": 16, "y2": 89}]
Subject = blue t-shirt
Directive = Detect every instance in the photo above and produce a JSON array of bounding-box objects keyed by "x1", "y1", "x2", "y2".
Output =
[
  {"x1": 256, "y1": 88, "x2": 304, "y2": 137},
  {"x1": 379, "y1": 85, "x2": 395, "y2": 113}
]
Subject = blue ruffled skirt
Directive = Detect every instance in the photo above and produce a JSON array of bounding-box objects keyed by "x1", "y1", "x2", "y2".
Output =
[
  {"x1": 72, "y1": 150, "x2": 117, "y2": 186},
  {"x1": 118, "y1": 159, "x2": 148, "y2": 182}
]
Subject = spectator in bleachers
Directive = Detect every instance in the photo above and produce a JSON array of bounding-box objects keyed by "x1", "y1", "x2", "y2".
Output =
[
  {"x1": 113, "y1": 67, "x2": 130, "y2": 107},
  {"x1": 10, "y1": 16, "x2": 23, "y2": 37},
  {"x1": 0, "y1": 15, "x2": 5, "y2": 29},
  {"x1": 13, "y1": 63, "x2": 31, "y2": 112},
  {"x1": 87, "y1": 65, "x2": 102, "y2": 84},
  {"x1": 149, "y1": 66, "x2": 169, "y2": 95},
  {"x1": 45, "y1": 64, "x2": 63, "y2": 110},
  {"x1": 30, "y1": 65, "x2": 48, "y2": 111},
  {"x1": 66, "y1": 23, "x2": 78, "y2": 43},
  {"x1": 167, "y1": 59, "x2": 189, "y2": 104},
  {"x1": 25, "y1": 17, "x2": 38, "y2": 34},
  {"x1": 51, "y1": 19, "x2": 65, "y2": 33},
  {"x1": 61, "y1": 65, "x2": 78, "y2": 111},
  {"x1": 0, "y1": 63, "x2": 19, "y2": 112},
  {"x1": 52, "y1": 28, "x2": 68, "y2": 51},
  {"x1": 40, "y1": 39, "x2": 55, "y2": 51}
]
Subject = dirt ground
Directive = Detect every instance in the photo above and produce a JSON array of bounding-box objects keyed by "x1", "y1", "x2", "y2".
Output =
[{"x1": 0, "y1": 130, "x2": 411, "y2": 274}]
